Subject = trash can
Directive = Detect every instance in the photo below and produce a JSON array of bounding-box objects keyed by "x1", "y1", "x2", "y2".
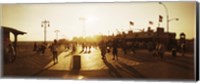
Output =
[
  {"x1": 72, "y1": 55, "x2": 81, "y2": 70},
  {"x1": 172, "y1": 48, "x2": 177, "y2": 57}
]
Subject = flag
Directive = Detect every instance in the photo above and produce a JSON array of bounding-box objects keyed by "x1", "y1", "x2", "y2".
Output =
[
  {"x1": 159, "y1": 15, "x2": 163, "y2": 22},
  {"x1": 149, "y1": 21, "x2": 153, "y2": 25},
  {"x1": 129, "y1": 21, "x2": 134, "y2": 26}
]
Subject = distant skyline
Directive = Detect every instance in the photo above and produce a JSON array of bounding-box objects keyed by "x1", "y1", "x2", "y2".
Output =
[{"x1": 1, "y1": 2, "x2": 196, "y2": 41}]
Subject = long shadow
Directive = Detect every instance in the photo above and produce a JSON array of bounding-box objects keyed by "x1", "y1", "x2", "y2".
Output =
[
  {"x1": 17, "y1": 51, "x2": 37, "y2": 59},
  {"x1": 165, "y1": 61, "x2": 193, "y2": 70},
  {"x1": 68, "y1": 69, "x2": 80, "y2": 75},
  {"x1": 32, "y1": 63, "x2": 56, "y2": 76},
  {"x1": 156, "y1": 55, "x2": 194, "y2": 70},
  {"x1": 119, "y1": 50, "x2": 159, "y2": 62},
  {"x1": 117, "y1": 60, "x2": 146, "y2": 78},
  {"x1": 64, "y1": 53, "x2": 71, "y2": 58},
  {"x1": 164, "y1": 56, "x2": 194, "y2": 65},
  {"x1": 119, "y1": 55, "x2": 157, "y2": 63},
  {"x1": 64, "y1": 51, "x2": 73, "y2": 58},
  {"x1": 163, "y1": 58, "x2": 194, "y2": 70},
  {"x1": 123, "y1": 51, "x2": 194, "y2": 71},
  {"x1": 102, "y1": 59, "x2": 122, "y2": 78},
  {"x1": 79, "y1": 49, "x2": 84, "y2": 54},
  {"x1": 132, "y1": 54, "x2": 159, "y2": 62},
  {"x1": 32, "y1": 50, "x2": 67, "y2": 76}
]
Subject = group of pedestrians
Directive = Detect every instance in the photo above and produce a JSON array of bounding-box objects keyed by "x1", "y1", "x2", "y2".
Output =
[
  {"x1": 33, "y1": 39, "x2": 59, "y2": 64},
  {"x1": 99, "y1": 40, "x2": 119, "y2": 60},
  {"x1": 33, "y1": 42, "x2": 46, "y2": 56},
  {"x1": 99, "y1": 40, "x2": 185, "y2": 60},
  {"x1": 149, "y1": 40, "x2": 186, "y2": 58},
  {"x1": 81, "y1": 43, "x2": 92, "y2": 54}
]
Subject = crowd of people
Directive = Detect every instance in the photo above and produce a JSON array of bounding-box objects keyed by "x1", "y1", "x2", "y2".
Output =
[
  {"x1": 98, "y1": 38, "x2": 187, "y2": 60},
  {"x1": 32, "y1": 37, "x2": 186, "y2": 64},
  {"x1": 33, "y1": 39, "x2": 59, "y2": 64}
]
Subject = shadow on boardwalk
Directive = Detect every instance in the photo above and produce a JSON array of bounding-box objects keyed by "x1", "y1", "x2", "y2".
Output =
[
  {"x1": 102, "y1": 58, "x2": 122, "y2": 78},
  {"x1": 116, "y1": 60, "x2": 145, "y2": 78},
  {"x1": 32, "y1": 63, "x2": 56, "y2": 76}
]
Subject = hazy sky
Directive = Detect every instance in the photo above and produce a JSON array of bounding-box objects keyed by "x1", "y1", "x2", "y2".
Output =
[{"x1": 1, "y1": 2, "x2": 196, "y2": 41}]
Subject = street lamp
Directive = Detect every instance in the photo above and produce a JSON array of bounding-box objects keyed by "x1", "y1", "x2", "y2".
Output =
[
  {"x1": 41, "y1": 20, "x2": 50, "y2": 43},
  {"x1": 54, "y1": 30, "x2": 60, "y2": 40},
  {"x1": 79, "y1": 17, "x2": 86, "y2": 38},
  {"x1": 159, "y1": 2, "x2": 180, "y2": 33},
  {"x1": 159, "y1": 2, "x2": 169, "y2": 32}
]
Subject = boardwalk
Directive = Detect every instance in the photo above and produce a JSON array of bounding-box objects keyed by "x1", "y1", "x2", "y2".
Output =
[{"x1": 3, "y1": 44, "x2": 194, "y2": 80}]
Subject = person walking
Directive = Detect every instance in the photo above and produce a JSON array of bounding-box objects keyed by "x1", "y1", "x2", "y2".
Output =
[
  {"x1": 33, "y1": 42, "x2": 37, "y2": 51},
  {"x1": 156, "y1": 42, "x2": 165, "y2": 58},
  {"x1": 99, "y1": 40, "x2": 107, "y2": 59},
  {"x1": 112, "y1": 40, "x2": 118, "y2": 60},
  {"x1": 51, "y1": 39, "x2": 59, "y2": 64},
  {"x1": 41, "y1": 42, "x2": 46, "y2": 55},
  {"x1": 180, "y1": 43, "x2": 186, "y2": 56}
]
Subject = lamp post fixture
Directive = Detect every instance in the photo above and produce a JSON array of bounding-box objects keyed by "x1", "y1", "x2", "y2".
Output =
[
  {"x1": 159, "y1": 2, "x2": 180, "y2": 33},
  {"x1": 54, "y1": 30, "x2": 60, "y2": 40},
  {"x1": 169, "y1": 18, "x2": 179, "y2": 22},
  {"x1": 159, "y1": 2, "x2": 169, "y2": 32},
  {"x1": 41, "y1": 20, "x2": 50, "y2": 43}
]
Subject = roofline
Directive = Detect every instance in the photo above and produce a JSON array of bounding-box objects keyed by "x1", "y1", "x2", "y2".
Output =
[{"x1": 1, "y1": 26, "x2": 27, "y2": 35}]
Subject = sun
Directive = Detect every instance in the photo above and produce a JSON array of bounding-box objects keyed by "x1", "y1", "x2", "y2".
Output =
[
  {"x1": 86, "y1": 16, "x2": 97, "y2": 23},
  {"x1": 79, "y1": 16, "x2": 99, "y2": 37}
]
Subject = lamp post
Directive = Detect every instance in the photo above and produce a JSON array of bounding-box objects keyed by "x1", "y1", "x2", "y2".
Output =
[
  {"x1": 159, "y1": 2, "x2": 180, "y2": 33},
  {"x1": 41, "y1": 20, "x2": 50, "y2": 43},
  {"x1": 79, "y1": 17, "x2": 86, "y2": 38},
  {"x1": 55, "y1": 30, "x2": 60, "y2": 40},
  {"x1": 159, "y1": 2, "x2": 169, "y2": 32}
]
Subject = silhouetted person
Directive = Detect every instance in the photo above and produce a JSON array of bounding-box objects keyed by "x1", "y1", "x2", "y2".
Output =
[
  {"x1": 50, "y1": 40, "x2": 59, "y2": 64},
  {"x1": 36, "y1": 44, "x2": 41, "y2": 54},
  {"x1": 99, "y1": 40, "x2": 106, "y2": 59},
  {"x1": 180, "y1": 43, "x2": 186, "y2": 56},
  {"x1": 131, "y1": 43, "x2": 136, "y2": 54},
  {"x1": 82, "y1": 43, "x2": 85, "y2": 52},
  {"x1": 107, "y1": 46, "x2": 110, "y2": 53},
  {"x1": 171, "y1": 41, "x2": 178, "y2": 57},
  {"x1": 106, "y1": 42, "x2": 111, "y2": 53},
  {"x1": 156, "y1": 42, "x2": 165, "y2": 58},
  {"x1": 7, "y1": 43, "x2": 16, "y2": 63},
  {"x1": 72, "y1": 43, "x2": 76, "y2": 54},
  {"x1": 37, "y1": 43, "x2": 45, "y2": 55},
  {"x1": 33, "y1": 42, "x2": 37, "y2": 51},
  {"x1": 112, "y1": 40, "x2": 118, "y2": 60},
  {"x1": 147, "y1": 41, "x2": 154, "y2": 53},
  {"x1": 41, "y1": 42, "x2": 46, "y2": 55},
  {"x1": 172, "y1": 48, "x2": 177, "y2": 57},
  {"x1": 122, "y1": 40, "x2": 127, "y2": 55},
  {"x1": 88, "y1": 45, "x2": 91, "y2": 53}
]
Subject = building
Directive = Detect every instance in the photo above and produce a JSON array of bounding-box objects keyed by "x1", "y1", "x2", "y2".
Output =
[
  {"x1": 2, "y1": 26, "x2": 26, "y2": 63},
  {"x1": 115, "y1": 27, "x2": 177, "y2": 51}
]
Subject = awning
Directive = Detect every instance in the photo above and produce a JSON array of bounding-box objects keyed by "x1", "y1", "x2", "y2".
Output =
[{"x1": 1, "y1": 26, "x2": 27, "y2": 35}]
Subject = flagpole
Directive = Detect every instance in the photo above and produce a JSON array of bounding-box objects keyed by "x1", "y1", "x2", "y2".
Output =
[{"x1": 129, "y1": 21, "x2": 134, "y2": 32}]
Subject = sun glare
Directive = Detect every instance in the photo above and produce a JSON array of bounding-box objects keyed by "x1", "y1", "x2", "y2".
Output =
[
  {"x1": 3, "y1": 2, "x2": 195, "y2": 41},
  {"x1": 86, "y1": 16, "x2": 97, "y2": 23}
]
